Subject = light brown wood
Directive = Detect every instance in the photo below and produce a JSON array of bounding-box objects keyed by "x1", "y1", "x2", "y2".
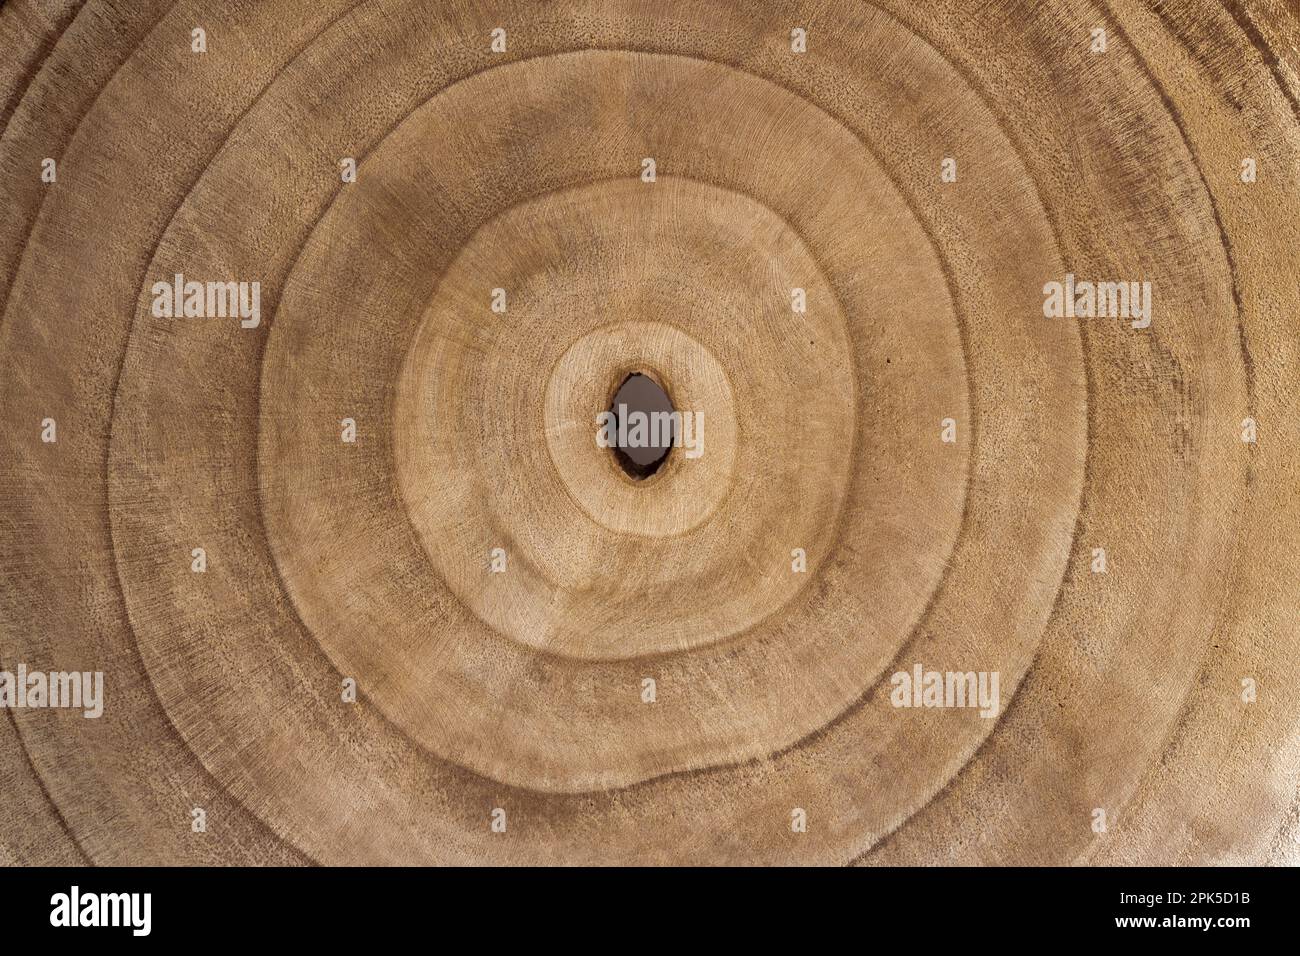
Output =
[{"x1": 1, "y1": 0, "x2": 1298, "y2": 865}]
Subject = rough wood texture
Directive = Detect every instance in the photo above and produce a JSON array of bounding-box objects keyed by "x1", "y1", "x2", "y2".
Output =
[{"x1": 1, "y1": 0, "x2": 1298, "y2": 865}]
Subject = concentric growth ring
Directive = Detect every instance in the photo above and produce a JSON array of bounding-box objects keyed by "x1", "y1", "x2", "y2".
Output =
[{"x1": 0, "y1": 0, "x2": 1297, "y2": 866}]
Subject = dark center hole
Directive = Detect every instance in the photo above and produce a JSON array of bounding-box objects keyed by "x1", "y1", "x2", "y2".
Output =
[{"x1": 609, "y1": 372, "x2": 675, "y2": 480}]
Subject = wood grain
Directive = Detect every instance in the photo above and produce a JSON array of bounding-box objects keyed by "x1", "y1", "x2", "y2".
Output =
[{"x1": 1, "y1": 0, "x2": 1298, "y2": 865}]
